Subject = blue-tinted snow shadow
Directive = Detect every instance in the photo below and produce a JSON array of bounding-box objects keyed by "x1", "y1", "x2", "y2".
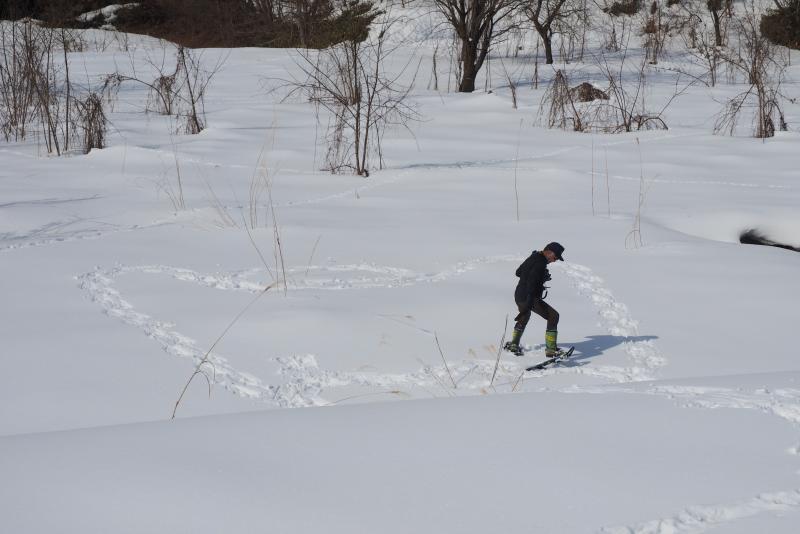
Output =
[{"x1": 565, "y1": 335, "x2": 659, "y2": 365}]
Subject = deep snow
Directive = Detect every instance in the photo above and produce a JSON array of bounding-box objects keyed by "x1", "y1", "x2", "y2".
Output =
[{"x1": 2, "y1": 4, "x2": 800, "y2": 532}]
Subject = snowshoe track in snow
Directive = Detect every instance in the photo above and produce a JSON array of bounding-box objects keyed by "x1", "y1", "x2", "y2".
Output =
[
  {"x1": 74, "y1": 258, "x2": 800, "y2": 533},
  {"x1": 601, "y1": 489, "x2": 800, "y2": 534},
  {"x1": 77, "y1": 259, "x2": 667, "y2": 407},
  {"x1": 559, "y1": 263, "x2": 666, "y2": 382}
]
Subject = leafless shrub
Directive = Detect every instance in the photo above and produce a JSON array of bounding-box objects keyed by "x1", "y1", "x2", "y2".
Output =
[
  {"x1": 175, "y1": 46, "x2": 218, "y2": 135},
  {"x1": 73, "y1": 92, "x2": 107, "y2": 153},
  {"x1": 555, "y1": 0, "x2": 591, "y2": 62},
  {"x1": 147, "y1": 69, "x2": 179, "y2": 115},
  {"x1": 630, "y1": 113, "x2": 668, "y2": 130},
  {"x1": 715, "y1": 3, "x2": 789, "y2": 138},
  {"x1": 290, "y1": 17, "x2": 419, "y2": 176},
  {"x1": 504, "y1": 24, "x2": 527, "y2": 58},
  {"x1": 59, "y1": 29, "x2": 87, "y2": 54},
  {"x1": 539, "y1": 63, "x2": 664, "y2": 134},
  {"x1": 0, "y1": 21, "x2": 79, "y2": 155},
  {"x1": 601, "y1": 6, "x2": 636, "y2": 52},
  {"x1": 157, "y1": 140, "x2": 187, "y2": 212},
  {"x1": 539, "y1": 69, "x2": 583, "y2": 130},
  {"x1": 0, "y1": 22, "x2": 38, "y2": 142},
  {"x1": 499, "y1": 59, "x2": 518, "y2": 109},
  {"x1": 103, "y1": 44, "x2": 225, "y2": 135},
  {"x1": 596, "y1": 48, "x2": 659, "y2": 132},
  {"x1": 323, "y1": 110, "x2": 349, "y2": 173},
  {"x1": 641, "y1": 0, "x2": 669, "y2": 64},
  {"x1": 625, "y1": 138, "x2": 650, "y2": 248},
  {"x1": 35, "y1": 30, "x2": 69, "y2": 154},
  {"x1": 675, "y1": 12, "x2": 722, "y2": 87},
  {"x1": 100, "y1": 72, "x2": 125, "y2": 111},
  {"x1": 151, "y1": 46, "x2": 223, "y2": 134}
]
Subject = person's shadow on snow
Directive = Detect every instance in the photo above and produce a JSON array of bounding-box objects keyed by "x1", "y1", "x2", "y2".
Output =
[{"x1": 563, "y1": 335, "x2": 658, "y2": 365}]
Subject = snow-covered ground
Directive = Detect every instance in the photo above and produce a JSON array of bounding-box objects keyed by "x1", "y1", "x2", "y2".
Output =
[{"x1": 2, "y1": 4, "x2": 800, "y2": 532}]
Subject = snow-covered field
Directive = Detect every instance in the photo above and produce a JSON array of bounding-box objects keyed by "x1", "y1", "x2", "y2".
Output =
[{"x1": 2, "y1": 4, "x2": 800, "y2": 532}]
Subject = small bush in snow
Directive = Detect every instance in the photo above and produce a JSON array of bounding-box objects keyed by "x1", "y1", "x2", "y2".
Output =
[
  {"x1": 716, "y1": 3, "x2": 789, "y2": 138},
  {"x1": 291, "y1": 17, "x2": 419, "y2": 176},
  {"x1": 74, "y1": 92, "x2": 107, "y2": 153}
]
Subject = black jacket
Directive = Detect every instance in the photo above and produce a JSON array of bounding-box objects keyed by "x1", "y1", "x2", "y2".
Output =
[{"x1": 514, "y1": 251, "x2": 549, "y2": 307}]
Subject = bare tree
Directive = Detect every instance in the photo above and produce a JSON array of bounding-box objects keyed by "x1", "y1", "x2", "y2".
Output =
[
  {"x1": 0, "y1": 22, "x2": 38, "y2": 142},
  {"x1": 676, "y1": 11, "x2": 722, "y2": 87},
  {"x1": 539, "y1": 69, "x2": 583, "y2": 130},
  {"x1": 290, "y1": 18, "x2": 419, "y2": 176},
  {"x1": 0, "y1": 21, "x2": 77, "y2": 155},
  {"x1": 597, "y1": 47, "x2": 648, "y2": 132},
  {"x1": 103, "y1": 44, "x2": 225, "y2": 135},
  {"x1": 598, "y1": 0, "x2": 638, "y2": 52},
  {"x1": 642, "y1": 0, "x2": 669, "y2": 64},
  {"x1": 433, "y1": 0, "x2": 519, "y2": 92},
  {"x1": 176, "y1": 46, "x2": 217, "y2": 134},
  {"x1": 526, "y1": 0, "x2": 581, "y2": 64},
  {"x1": 73, "y1": 92, "x2": 107, "y2": 153},
  {"x1": 716, "y1": 2, "x2": 789, "y2": 138},
  {"x1": 552, "y1": 0, "x2": 590, "y2": 62},
  {"x1": 706, "y1": 0, "x2": 731, "y2": 47},
  {"x1": 594, "y1": 44, "x2": 675, "y2": 132}
]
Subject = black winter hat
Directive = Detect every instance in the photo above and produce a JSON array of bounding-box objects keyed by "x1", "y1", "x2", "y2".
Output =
[{"x1": 544, "y1": 242, "x2": 565, "y2": 261}]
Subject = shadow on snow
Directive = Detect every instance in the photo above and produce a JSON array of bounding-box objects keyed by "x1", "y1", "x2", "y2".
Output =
[{"x1": 565, "y1": 334, "x2": 659, "y2": 365}]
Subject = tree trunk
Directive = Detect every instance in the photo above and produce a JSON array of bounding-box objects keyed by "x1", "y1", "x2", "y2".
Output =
[
  {"x1": 711, "y1": 9, "x2": 723, "y2": 46},
  {"x1": 534, "y1": 23, "x2": 554, "y2": 64},
  {"x1": 543, "y1": 33, "x2": 554, "y2": 64},
  {"x1": 459, "y1": 41, "x2": 478, "y2": 92}
]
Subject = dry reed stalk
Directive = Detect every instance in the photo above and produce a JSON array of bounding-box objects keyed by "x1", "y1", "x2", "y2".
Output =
[
  {"x1": 514, "y1": 119, "x2": 522, "y2": 222},
  {"x1": 511, "y1": 370, "x2": 525, "y2": 392},
  {"x1": 327, "y1": 390, "x2": 408, "y2": 405},
  {"x1": 170, "y1": 138, "x2": 185, "y2": 210},
  {"x1": 171, "y1": 281, "x2": 277, "y2": 419},
  {"x1": 305, "y1": 235, "x2": 322, "y2": 277},
  {"x1": 434, "y1": 332, "x2": 457, "y2": 389},
  {"x1": 489, "y1": 315, "x2": 509, "y2": 388},
  {"x1": 605, "y1": 148, "x2": 611, "y2": 218},
  {"x1": 591, "y1": 137, "x2": 596, "y2": 216}
]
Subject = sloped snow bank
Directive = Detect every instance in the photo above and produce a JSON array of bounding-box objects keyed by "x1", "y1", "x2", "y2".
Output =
[{"x1": 2, "y1": 385, "x2": 799, "y2": 534}]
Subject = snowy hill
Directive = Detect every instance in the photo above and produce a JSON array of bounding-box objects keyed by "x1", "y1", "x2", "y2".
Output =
[{"x1": 1, "y1": 3, "x2": 800, "y2": 532}]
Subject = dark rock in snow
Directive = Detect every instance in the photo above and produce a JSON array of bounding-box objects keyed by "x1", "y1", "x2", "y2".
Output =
[{"x1": 570, "y1": 82, "x2": 609, "y2": 103}]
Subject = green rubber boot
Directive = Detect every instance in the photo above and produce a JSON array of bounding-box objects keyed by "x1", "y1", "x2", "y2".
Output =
[
  {"x1": 504, "y1": 327, "x2": 524, "y2": 355},
  {"x1": 545, "y1": 329, "x2": 559, "y2": 357}
]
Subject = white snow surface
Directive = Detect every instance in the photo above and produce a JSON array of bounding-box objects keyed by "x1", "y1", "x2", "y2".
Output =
[{"x1": 2, "y1": 5, "x2": 800, "y2": 533}]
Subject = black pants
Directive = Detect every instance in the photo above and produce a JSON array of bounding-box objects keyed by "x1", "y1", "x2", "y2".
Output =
[{"x1": 515, "y1": 299, "x2": 559, "y2": 332}]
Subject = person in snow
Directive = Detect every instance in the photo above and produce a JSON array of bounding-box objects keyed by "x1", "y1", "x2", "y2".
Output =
[{"x1": 504, "y1": 242, "x2": 565, "y2": 357}]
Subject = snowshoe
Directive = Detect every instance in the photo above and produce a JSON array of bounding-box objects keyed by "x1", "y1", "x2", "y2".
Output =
[{"x1": 503, "y1": 341, "x2": 525, "y2": 356}]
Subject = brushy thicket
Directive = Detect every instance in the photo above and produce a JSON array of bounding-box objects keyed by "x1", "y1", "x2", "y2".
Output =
[
  {"x1": 760, "y1": 1, "x2": 800, "y2": 50},
  {"x1": 0, "y1": 0, "x2": 378, "y2": 49},
  {"x1": 603, "y1": 0, "x2": 641, "y2": 16},
  {"x1": 1, "y1": 0, "x2": 109, "y2": 22}
]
